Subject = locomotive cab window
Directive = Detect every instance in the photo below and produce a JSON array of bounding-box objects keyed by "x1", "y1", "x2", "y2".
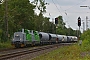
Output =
[{"x1": 14, "y1": 36, "x2": 20, "y2": 40}]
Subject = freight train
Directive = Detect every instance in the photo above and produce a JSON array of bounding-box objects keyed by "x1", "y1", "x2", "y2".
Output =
[{"x1": 11, "y1": 29, "x2": 78, "y2": 48}]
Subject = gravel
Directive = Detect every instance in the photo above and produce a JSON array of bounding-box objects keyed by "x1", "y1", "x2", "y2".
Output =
[{"x1": 7, "y1": 46, "x2": 60, "y2": 60}]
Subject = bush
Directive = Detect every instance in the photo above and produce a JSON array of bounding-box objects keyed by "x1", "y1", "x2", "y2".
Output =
[
  {"x1": 81, "y1": 29, "x2": 90, "y2": 51},
  {"x1": 81, "y1": 29, "x2": 90, "y2": 40},
  {"x1": 0, "y1": 41, "x2": 12, "y2": 49}
]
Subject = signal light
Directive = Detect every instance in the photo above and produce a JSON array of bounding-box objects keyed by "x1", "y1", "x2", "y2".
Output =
[
  {"x1": 78, "y1": 17, "x2": 81, "y2": 26},
  {"x1": 55, "y1": 18, "x2": 58, "y2": 24}
]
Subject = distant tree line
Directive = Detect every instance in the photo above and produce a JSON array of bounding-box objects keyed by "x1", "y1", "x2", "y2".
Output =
[{"x1": 0, "y1": 0, "x2": 80, "y2": 42}]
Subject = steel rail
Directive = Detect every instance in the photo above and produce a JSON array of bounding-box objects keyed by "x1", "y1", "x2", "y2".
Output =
[{"x1": 0, "y1": 43, "x2": 73, "y2": 60}]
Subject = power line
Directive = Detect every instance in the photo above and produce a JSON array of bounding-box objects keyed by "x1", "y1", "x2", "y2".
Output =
[
  {"x1": 54, "y1": 0, "x2": 71, "y2": 28},
  {"x1": 65, "y1": 0, "x2": 87, "y2": 11},
  {"x1": 55, "y1": 0, "x2": 68, "y2": 19},
  {"x1": 51, "y1": 0, "x2": 70, "y2": 28},
  {"x1": 51, "y1": 0, "x2": 63, "y2": 16},
  {"x1": 50, "y1": 0, "x2": 87, "y2": 30}
]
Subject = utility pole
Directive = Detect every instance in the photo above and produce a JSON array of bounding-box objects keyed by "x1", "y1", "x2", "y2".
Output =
[
  {"x1": 5, "y1": 0, "x2": 8, "y2": 40},
  {"x1": 55, "y1": 18, "x2": 58, "y2": 44},
  {"x1": 76, "y1": 28, "x2": 78, "y2": 37},
  {"x1": 86, "y1": 16, "x2": 90, "y2": 30},
  {"x1": 86, "y1": 16, "x2": 88, "y2": 30},
  {"x1": 77, "y1": 17, "x2": 81, "y2": 40},
  {"x1": 52, "y1": 18, "x2": 54, "y2": 33},
  {"x1": 82, "y1": 20, "x2": 85, "y2": 32},
  {"x1": 83, "y1": 22, "x2": 85, "y2": 32},
  {"x1": 80, "y1": 6, "x2": 90, "y2": 30}
]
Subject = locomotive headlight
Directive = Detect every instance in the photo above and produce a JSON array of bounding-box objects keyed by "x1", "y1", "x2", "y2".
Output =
[{"x1": 16, "y1": 35, "x2": 19, "y2": 36}]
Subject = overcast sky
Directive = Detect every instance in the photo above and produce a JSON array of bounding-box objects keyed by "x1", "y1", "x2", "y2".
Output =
[{"x1": 30, "y1": 0, "x2": 90, "y2": 32}]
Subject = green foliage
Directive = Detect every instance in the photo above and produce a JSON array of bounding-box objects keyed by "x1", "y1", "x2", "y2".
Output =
[
  {"x1": 80, "y1": 29, "x2": 90, "y2": 51},
  {"x1": 56, "y1": 16, "x2": 77, "y2": 36},
  {"x1": 8, "y1": 0, "x2": 35, "y2": 30},
  {"x1": 81, "y1": 40, "x2": 90, "y2": 51},
  {"x1": 0, "y1": 0, "x2": 36, "y2": 41},
  {"x1": 32, "y1": 45, "x2": 90, "y2": 60},
  {"x1": 81, "y1": 29, "x2": 90, "y2": 40},
  {"x1": 32, "y1": 0, "x2": 47, "y2": 14},
  {"x1": 0, "y1": 41, "x2": 12, "y2": 49}
]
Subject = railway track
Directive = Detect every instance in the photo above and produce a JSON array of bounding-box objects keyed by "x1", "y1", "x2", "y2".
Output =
[{"x1": 0, "y1": 43, "x2": 73, "y2": 60}]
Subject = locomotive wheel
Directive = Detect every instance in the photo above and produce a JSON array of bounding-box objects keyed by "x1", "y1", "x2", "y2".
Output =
[{"x1": 15, "y1": 44, "x2": 21, "y2": 48}]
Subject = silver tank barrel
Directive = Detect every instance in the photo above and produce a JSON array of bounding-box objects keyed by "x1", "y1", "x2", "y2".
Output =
[{"x1": 39, "y1": 32, "x2": 49, "y2": 41}]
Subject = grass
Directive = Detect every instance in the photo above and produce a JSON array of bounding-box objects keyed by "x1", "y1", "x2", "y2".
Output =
[
  {"x1": 0, "y1": 41, "x2": 12, "y2": 49},
  {"x1": 32, "y1": 43, "x2": 90, "y2": 60}
]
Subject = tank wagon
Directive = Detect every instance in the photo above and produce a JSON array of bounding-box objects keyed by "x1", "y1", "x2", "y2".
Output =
[
  {"x1": 39, "y1": 32, "x2": 50, "y2": 44},
  {"x1": 57, "y1": 35, "x2": 67, "y2": 43},
  {"x1": 11, "y1": 29, "x2": 78, "y2": 48},
  {"x1": 49, "y1": 33, "x2": 57, "y2": 44}
]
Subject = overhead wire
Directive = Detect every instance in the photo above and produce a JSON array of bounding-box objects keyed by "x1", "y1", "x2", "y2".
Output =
[
  {"x1": 55, "y1": 0, "x2": 70, "y2": 27},
  {"x1": 65, "y1": 0, "x2": 87, "y2": 11},
  {"x1": 49, "y1": 0, "x2": 87, "y2": 29},
  {"x1": 55, "y1": 0, "x2": 87, "y2": 28},
  {"x1": 51, "y1": 0, "x2": 63, "y2": 16},
  {"x1": 51, "y1": 0, "x2": 72, "y2": 28},
  {"x1": 64, "y1": 0, "x2": 87, "y2": 28},
  {"x1": 51, "y1": 0, "x2": 68, "y2": 25}
]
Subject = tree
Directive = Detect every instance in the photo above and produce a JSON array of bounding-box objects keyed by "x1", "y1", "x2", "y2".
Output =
[
  {"x1": 32, "y1": 0, "x2": 47, "y2": 14},
  {"x1": 8, "y1": 0, "x2": 35, "y2": 33},
  {"x1": 56, "y1": 16, "x2": 66, "y2": 35},
  {"x1": 56, "y1": 15, "x2": 77, "y2": 36},
  {"x1": 0, "y1": 0, "x2": 36, "y2": 41}
]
